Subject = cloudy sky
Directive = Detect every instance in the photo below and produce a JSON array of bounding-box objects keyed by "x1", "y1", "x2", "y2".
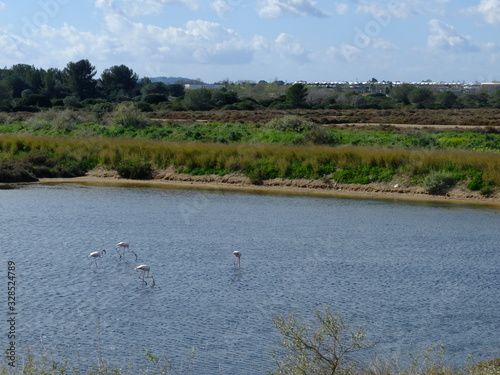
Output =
[{"x1": 1, "y1": 0, "x2": 499, "y2": 83}]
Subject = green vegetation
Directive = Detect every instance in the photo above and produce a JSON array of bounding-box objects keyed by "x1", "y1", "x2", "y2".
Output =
[
  {"x1": 1, "y1": 66, "x2": 500, "y2": 195},
  {"x1": 2, "y1": 60, "x2": 500, "y2": 112},
  {"x1": 0, "y1": 133, "x2": 499, "y2": 196}
]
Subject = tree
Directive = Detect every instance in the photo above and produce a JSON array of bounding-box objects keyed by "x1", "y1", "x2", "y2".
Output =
[
  {"x1": 0, "y1": 80, "x2": 13, "y2": 109},
  {"x1": 100, "y1": 64, "x2": 139, "y2": 99},
  {"x1": 408, "y1": 87, "x2": 435, "y2": 109},
  {"x1": 390, "y1": 83, "x2": 415, "y2": 105},
  {"x1": 436, "y1": 91, "x2": 459, "y2": 109},
  {"x1": 490, "y1": 89, "x2": 500, "y2": 109},
  {"x1": 40, "y1": 68, "x2": 65, "y2": 99},
  {"x1": 140, "y1": 81, "x2": 170, "y2": 96},
  {"x1": 168, "y1": 83, "x2": 185, "y2": 97},
  {"x1": 182, "y1": 88, "x2": 213, "y2": 110},
  {"x1": 270, "y1": 307, "x2": 375, "y2": 375},
  {"x1": 286, "y1": 83, "x2": 308, "y2": 108},
  {"x1": 63, "y1": 59, "x2": 97, "y2": 100}
]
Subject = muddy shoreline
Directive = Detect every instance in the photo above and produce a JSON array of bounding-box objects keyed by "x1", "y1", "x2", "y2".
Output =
[{"x1": 29, "y1": 167, "x2": 500, "y2": 207}]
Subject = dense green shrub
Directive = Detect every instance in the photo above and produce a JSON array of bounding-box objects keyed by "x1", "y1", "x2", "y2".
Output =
[
  {"x1": 422, "y1": 170, "x2": 458, "y2": 194},
  {"x1": 143, "y1": 93, "x2": 168, "y2": 105},
  {"x1": 109, "y1": 103, "x2": 150, "y2": 128},
  {"x1": 266, "y1": 115, "x2": 316, "y2": 132},
  {"x1": 467, "y1": 171, "x2": 485, "y2": 191},
  {"x1": 0, "y1": 159, "x2": 37, "y2": 182},
  {"x1": 115, "y1": 159, "x2": 153, "y2": 179},
  {"x1": 136, "y1": 101, "x2": 154, "y2": 112}
]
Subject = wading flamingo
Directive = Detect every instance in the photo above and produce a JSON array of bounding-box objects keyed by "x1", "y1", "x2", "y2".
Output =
[
  {"x1": 116, "y1": 242, "x2": 138, "y2": 260},
  {"x1": 89, "y1": 249, "x2": 106, "y2": 268},
  {"x1": 232, "y1": 251, "x2": 241, "y2": 269},
  {"x1": 135, "y1": 264, "x2": 155, "y2": 286}
]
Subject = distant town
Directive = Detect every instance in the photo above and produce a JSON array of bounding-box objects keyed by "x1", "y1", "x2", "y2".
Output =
[{"x1": 180, "y1": 78, "x2": 500, "y2": 94}]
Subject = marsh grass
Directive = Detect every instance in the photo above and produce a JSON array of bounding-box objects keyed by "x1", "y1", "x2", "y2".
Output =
[{"x1": 0, "y1": 135, "x2": 499, "y2": 191}]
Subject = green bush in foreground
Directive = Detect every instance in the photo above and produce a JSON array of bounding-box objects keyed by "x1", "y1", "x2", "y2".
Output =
[
  {"x1": 115, "y1": 159, "x2": 153, "y2": 179},
  {"x1": 422, "y1": 171, "x2": 458, "y2": 194}
]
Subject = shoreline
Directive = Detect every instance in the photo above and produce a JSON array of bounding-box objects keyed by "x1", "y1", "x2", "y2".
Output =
[{"x1": 33, "y1": 167, "x2": 500, "y2": 207}]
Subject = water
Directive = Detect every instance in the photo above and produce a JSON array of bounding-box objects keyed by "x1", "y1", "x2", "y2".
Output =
[{"x1": 1, "y1": 183, "x2": 499, "y2": 374}]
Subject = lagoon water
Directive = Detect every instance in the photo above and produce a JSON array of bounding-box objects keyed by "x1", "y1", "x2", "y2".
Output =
[{"x1": 1, "y1": 184, "x2": 499, "y2": 374}]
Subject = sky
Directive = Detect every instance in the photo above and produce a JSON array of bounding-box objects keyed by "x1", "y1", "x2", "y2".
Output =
[{"x1": 0, "y1": 0, "x2": 499, "y2": 84}]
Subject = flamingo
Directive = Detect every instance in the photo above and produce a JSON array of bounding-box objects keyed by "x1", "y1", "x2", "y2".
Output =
[
  {"x1": 232, "y1": 251, "x2": 241, "y2": 269},
  {"x1": 89, "y1": 249, "x2": 106, "y2": 268},
  {"x1": 135, "y1": 264, "x2": 155, "y2": 286},
  {"x1": 116, "y1": 242, "x2": 138, "y2": 260}
]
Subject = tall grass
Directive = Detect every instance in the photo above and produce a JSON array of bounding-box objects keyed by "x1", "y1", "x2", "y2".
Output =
[{"x1": 1, "y1": 135, "x2": 499, "y2": 192}]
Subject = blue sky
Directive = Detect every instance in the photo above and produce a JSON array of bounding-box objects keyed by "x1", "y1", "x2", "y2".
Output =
[{"x1": 1, "y1": 0, "x2": 499, "y2": 83}]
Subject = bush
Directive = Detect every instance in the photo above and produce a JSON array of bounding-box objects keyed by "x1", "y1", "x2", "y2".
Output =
[
  {"x1": 467, "y1": 172, "x2": 485, "y2": 191},
  {"x1": 266, "y1": 115, "x2": 317, "y2": 132},
  {"x1": 109, "y1": 103, "x2": 150, "y2": 129},
  {"x1": 143, "y1": 93, "x2": 168, "y2": 105},
  {"x1": 136, "y1": 101, "x2": 154, "y2": 112},
  {"x1": 63, "y1": 96, "x2": 81, "y2": 108},
  {"x1": 0, "y1": 159, "x2": 37, "y2": 182},
  {"x1": 270, "y1": 307, "x2": 375, "y2": 375},
  {"x1": 115, "y1": 159, "x2": 153, "y2": 179},
  {"x1": 422, "y1": 170, "x2": 457, "y2": 194}
]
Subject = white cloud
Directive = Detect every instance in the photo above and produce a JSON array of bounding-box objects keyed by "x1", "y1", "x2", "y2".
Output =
[
  {"x1": 95, "y1": 0, "x2": 199, "y2": 16},
  {"x1": 0, "y1": 2, "x2": 6, "y2": 11},
  {"x1": 257, "y1": 0, "x2": 328, "y2": 18},
  {"x1": 0, "y1": 29, "x2": 34, "y2": 60},
  {"x1": 39, "y1": 23, "x2": 123, "y2": 61},
  {"x1": 326, "y1": 43, "x2": 361, "y2": 62},
  {"x1": 465, "y1": 0, "x2": 500, "y2": 25},
  {"x1": 274, "y1": 33, "x2": 308, "y2": 61},
  {"x1": 355, "y1": 0, "x2": 448, "y2": 19},
  {"x1": 210, "y1": 0, "x2": 233, "y2": 17},
  {"x1": 101, "y1": 14, "x2": 254, "y2": 64},
  {"x1": 335, "y1": 2, "x2": 349, "y2": 15},
  {"x1": 428, "y1": 19, "x2": 478, "y2": 52}
]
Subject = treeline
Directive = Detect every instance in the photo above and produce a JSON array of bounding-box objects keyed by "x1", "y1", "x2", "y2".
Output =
[{"x1": 1, "y1": 59, "x2": 500, "y2": 112}]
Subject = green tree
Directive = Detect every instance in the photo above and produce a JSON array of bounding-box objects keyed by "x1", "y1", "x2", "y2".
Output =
[
  {"x1": 286, "y1": 83, "x2": 308, "y2": 108},
  {"x1": 390, "y1": 83, "x2": 415, "y2": 105},
  {"x1": 63, "y1": 59, "x2": 97, "y2": 100},
  {"x1": 168, "y1": 83, "x2": 185, "y2": 97},
  {"x1": 40, "y1": 68, "x2": 65, "y2": 99},
  {"x1": 100, "y1": 64, "x2": 139, "y2": 100},
  {"x1": 182, "y1": 88, "x2": 213, "y2": 110},
  {"x1": 462, "y1": 92, "x2": 490, "y2": 108},
  {"x1": 270, "y1": 307, "x2": 375, "y2": 375},
  {"x1": 0, "y1": 80, "x2": 13, "y2": 109},
  {"x1": 140, "y1": 81, "x2": 170, "y2": 96},
  {"x1": 436, "y1": 91, "x2": 459, "y2": 109},
  {"x1": 490, "y1": 89, "x2": 500, "y2": 108},
  {"x1": 408, "y1": 87, "x2": 435, "y2": 109}
]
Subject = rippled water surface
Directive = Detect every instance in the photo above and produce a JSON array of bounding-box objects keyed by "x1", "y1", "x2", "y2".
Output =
[{"x1": 1, "y1": 184, "x2": 499, "y2": 374}]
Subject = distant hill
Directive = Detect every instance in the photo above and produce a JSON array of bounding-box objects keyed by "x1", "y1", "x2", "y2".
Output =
[{"x1": 149, "y1": 76, "x2": 200, "y2": 85}]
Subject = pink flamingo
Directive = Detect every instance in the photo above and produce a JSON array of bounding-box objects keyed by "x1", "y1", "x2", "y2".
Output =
[
  {"x1": 232, "y1": 251, "x2": 241, "y2": 269},
  {"x1": 116, "y1": 242, "x2": 138, "y2": 260},
  {"x1": 89, "y1": 249, "x2": 106, "y2": 268},
  {"x1": 135, "y1": 264, "x2": 155, "y2": 286}
]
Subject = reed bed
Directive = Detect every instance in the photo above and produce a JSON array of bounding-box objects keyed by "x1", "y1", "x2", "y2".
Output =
[{"x1": 1, "y1": 134, "x2": 500, "y2": 192}]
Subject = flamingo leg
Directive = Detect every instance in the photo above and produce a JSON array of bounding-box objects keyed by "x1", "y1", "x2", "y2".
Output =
[
  {"x1": 145, "y1": 275, "x2": 155, "y2": 286},
  {"x1": 115, "y1": 248, "x2": 123, "y2": 259},
  {"x1": 129, "y1": 249, "x2": 138, "y2": 261}
]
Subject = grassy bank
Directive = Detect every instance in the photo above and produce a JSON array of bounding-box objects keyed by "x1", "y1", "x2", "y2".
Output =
[
  {"x1": 1, "y1": 110, "x2": 500, "y2": 195},
  {"x1": 0, "y1": 134, "x2": 499, "y2": 195}
]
